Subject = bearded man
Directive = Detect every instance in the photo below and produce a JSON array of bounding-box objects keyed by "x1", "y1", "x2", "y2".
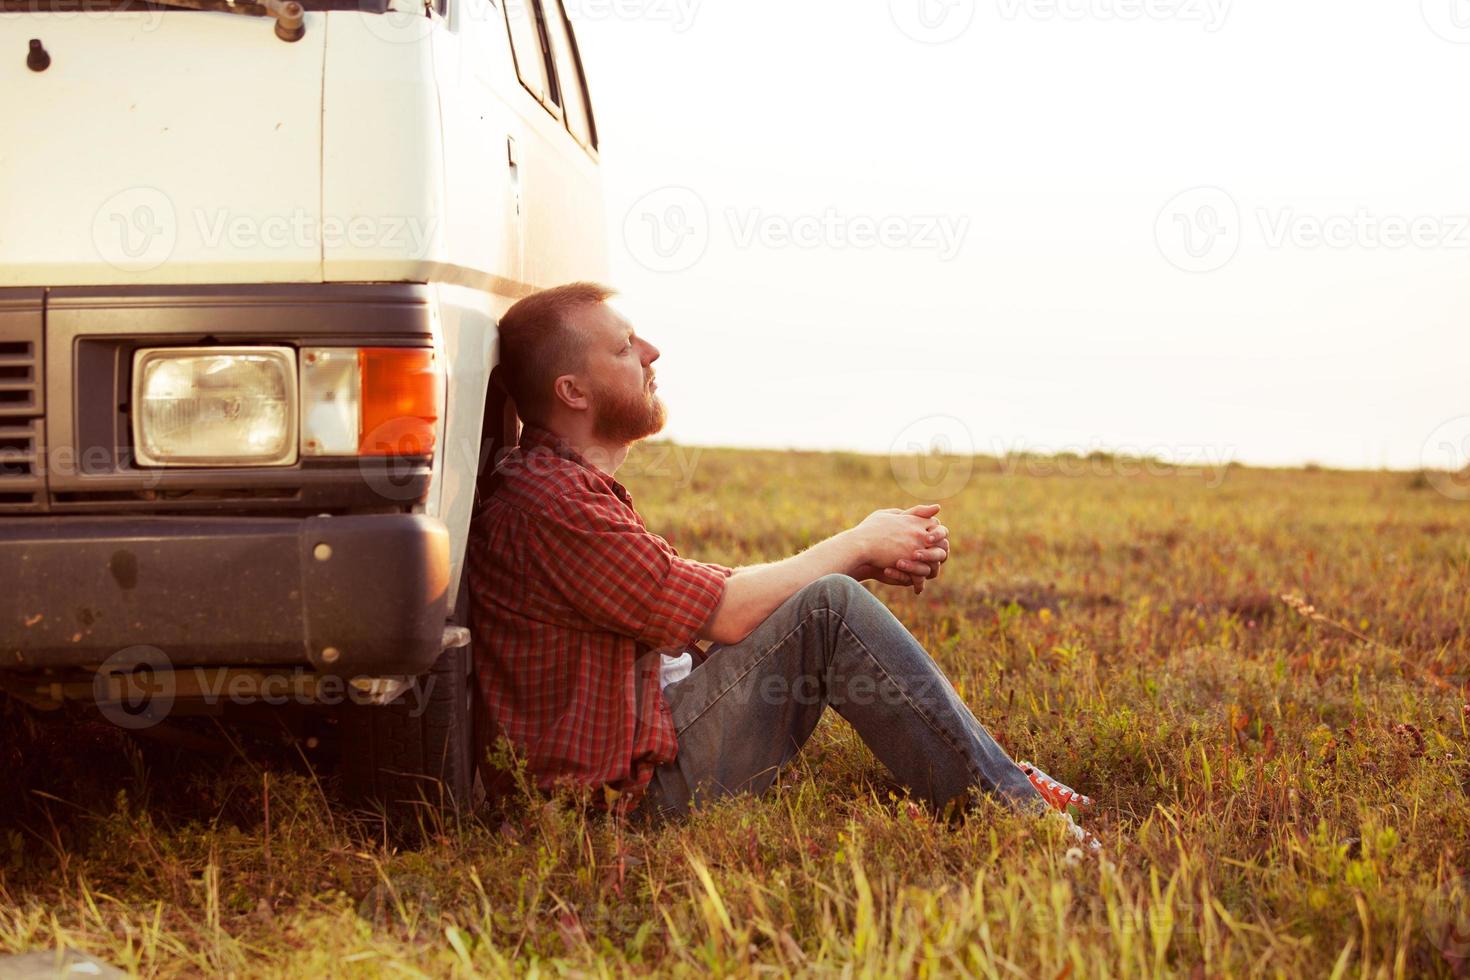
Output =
[{"x1": 467, "y1": 282, "x2": 1097, "y2": 849}]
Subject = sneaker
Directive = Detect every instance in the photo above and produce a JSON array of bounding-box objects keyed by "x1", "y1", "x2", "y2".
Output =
[
  {"x1": 1049, "y1": 808, "x2": 1103, "y2": 855},
  {"x1": 1017, "y1": 760, "x2": 1094, "y2": 815}
]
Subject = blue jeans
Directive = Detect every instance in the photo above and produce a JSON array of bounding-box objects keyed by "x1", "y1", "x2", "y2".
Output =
[{"x1": 630, "y1": 574, "x2": 1048, "y2": 826}]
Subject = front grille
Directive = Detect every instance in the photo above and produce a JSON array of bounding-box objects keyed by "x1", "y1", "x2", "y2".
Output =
[{"x1": 0, "y1": 325, "x2": 43, "y2": 512}]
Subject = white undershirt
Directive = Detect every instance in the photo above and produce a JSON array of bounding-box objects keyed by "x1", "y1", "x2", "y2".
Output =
[{"x1": 658, "y1": 650, "x2": 693, "y2": 690}]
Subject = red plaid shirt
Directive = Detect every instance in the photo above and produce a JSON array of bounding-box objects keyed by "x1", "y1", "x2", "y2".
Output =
[{"x1": 467, "y1": 422, "x2": 732, "y2": 814}]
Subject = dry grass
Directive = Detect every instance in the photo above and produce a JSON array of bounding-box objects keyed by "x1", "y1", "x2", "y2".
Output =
[{"x1": 2, "y1": 446, "x2": 1468, "y2": 977}]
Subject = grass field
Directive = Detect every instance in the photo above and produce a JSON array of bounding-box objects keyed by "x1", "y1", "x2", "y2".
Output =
[{"x1": 2, "y1": 445, "x2": 1468, "y2": 977}]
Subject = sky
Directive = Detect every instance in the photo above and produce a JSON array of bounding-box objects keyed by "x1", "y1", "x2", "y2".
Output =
[{"x1": 569, "y1": 0, "x2": 1470, "y2": 471}]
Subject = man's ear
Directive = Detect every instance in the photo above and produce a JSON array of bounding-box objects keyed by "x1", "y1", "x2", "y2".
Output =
[{"x1": 551, "y1": 374, "x2": 591, "y2": 413}]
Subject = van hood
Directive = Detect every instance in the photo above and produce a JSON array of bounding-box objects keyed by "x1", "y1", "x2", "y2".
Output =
[{"x1": 0, "y1": 8, "x2": 328, "y2": 286}]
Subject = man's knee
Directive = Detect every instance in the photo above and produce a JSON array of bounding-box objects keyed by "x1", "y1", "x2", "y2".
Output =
[{"x1": 800, "y1": 573, "x2": 871, "y2": 612}]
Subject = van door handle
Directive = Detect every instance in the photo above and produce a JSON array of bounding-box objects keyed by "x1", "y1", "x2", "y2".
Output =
[{"x1": 506, "y1": 136, "x2": 521, "y2": 219}]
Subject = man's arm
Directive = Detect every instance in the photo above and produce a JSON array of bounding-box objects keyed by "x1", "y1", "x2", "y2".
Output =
[{"x1": 697, "y1": 504, "x2": 949, "y2": 645}]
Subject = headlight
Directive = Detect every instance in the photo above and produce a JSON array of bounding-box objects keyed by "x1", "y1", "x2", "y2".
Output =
[{"x1": 132, "y1": 347, "x2": 297, "y2": 467}]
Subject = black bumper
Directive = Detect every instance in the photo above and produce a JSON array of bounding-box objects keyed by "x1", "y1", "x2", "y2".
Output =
[{"x1": 1, "y1": 515, "x2": 450, "y2": 676}]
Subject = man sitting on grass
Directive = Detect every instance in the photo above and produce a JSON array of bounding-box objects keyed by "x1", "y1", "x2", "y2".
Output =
[{"x1": 467, "y1": 282, "x2": 1097, "y2": 850}]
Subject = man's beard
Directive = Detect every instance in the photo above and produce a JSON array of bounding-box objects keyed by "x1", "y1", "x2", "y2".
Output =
[{"x1": 590, "y1": 378, "x2": 667, "y2": 444}]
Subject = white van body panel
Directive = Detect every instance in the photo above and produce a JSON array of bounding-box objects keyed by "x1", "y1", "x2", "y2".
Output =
[
  {"x1": 430, "y1": 278, "x2": 505, "y2": 599},
  {"x1": 320, "y1": 11, "x2": 449, "y2": 288},
  {"x1": 2, "y1": 5, "x2": 608, "y2": 290},
  {"x1": 0, "y1": 10, "x2": 328, "y2": 286},
  {"x1": 0, "y1": 0, "x2": 608, "y2": 612},
  {"x1": 417, "y1": 0, "x2": 608, "y2": 293}
]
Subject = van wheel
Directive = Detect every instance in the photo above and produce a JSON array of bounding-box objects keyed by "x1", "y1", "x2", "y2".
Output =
[{"x1": 337, "y1": 643, "x2": 480, "y2": 820}]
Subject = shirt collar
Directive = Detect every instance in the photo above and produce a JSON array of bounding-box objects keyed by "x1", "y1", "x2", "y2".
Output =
[{"x1": 516, "y1": 421, "x2": 634, "y2": 506}]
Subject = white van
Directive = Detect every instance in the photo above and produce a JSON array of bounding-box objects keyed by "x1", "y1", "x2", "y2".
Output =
[{"x1": 0, "y1": 0, "x2": 606, "y2": 813}]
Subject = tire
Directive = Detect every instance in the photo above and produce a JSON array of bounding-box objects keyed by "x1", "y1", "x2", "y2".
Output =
[{"x1": 338, "y1": 643, "x2": 480, "y2": 820}]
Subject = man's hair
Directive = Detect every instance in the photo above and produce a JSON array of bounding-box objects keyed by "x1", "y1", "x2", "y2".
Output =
[{"x1": 496, "y1": 281, "x2": 616, "y2": 426}]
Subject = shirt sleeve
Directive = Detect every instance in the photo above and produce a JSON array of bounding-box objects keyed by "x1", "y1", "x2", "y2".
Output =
[{"x1": 532, "y1": 491, "x2": 732, "y2": 650}]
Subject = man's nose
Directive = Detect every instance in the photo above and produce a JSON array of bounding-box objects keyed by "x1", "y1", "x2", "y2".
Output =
[{"x1": 641, "y1": 340, "x2": 660, "y2": 363}]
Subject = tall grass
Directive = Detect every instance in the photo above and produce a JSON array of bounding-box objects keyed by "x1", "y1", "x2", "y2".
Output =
[{"x1": 1, "y1": 449, "x2": 1466, "y2": 976}]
